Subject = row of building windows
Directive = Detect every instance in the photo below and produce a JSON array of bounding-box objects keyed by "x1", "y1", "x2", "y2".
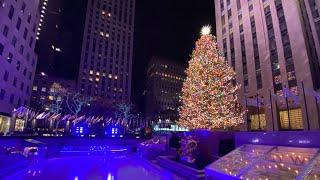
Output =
[
  {"x1": 250, "y1": 108, "x2": 303, "y2": 131},
  {"x1": 247, "y1": 0, "x2": 263, "y2": 91},
  {"x1": 264, "y1": 5, "x2": 283, "y2": 93},
  {"x1": 6, "y1": 3, "x2": 36, "y2": 47},
  {"x1": 2, "y1": 70, "x2": 30, "y2": 94},
  {"x1": 79, "y1": 85, "x2": 128, "y2": 100},
  {"x1": 308, "y1": 0, "x2": 320, "y2": 90},
  {"x1": 220, "y1": 0, "x2": 303, "y2": 93},
  {"x1": 0, "y1": 43, "x2": 34, "y2": 75},
  {"x1": 94, "y1": 0, "x2": 134, "y2": 27},
  {"x1": 0, "y1": 88, "x2": 28, "y2": 107},
  {"x1": 78, "y1": 0, "x2": 134, "y2": 102},
  {"x1": 275, "y1": 0, "x2": 297, "y2": 93}
]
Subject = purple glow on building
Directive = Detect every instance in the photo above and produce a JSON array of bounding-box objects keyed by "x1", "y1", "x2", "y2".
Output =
[{"x1": 0, "y1": 0, "x2": 40, "y2": 115}]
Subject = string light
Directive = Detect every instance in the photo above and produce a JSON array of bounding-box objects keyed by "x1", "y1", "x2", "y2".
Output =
[
  {"x1": 210, "y1": 145, "x2": 319, "y2": 179},
  {"x1": 178, "y1": 27, "x2": 245, "y2": 130}
]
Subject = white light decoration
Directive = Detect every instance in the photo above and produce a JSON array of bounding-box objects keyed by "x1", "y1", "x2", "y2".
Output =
[
  {"x1": 37, "y1": 0, "x2": 49, "y2": 40},
  {"x1": 201, "y1": 25, "x2": 211, "y2": 35},
  {"x1": 207, "y1": 144, "x2": 320, "y2": 179}
]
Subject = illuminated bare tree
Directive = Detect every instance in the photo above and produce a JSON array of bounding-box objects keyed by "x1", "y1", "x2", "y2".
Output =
[
  {"x1": 66, "y1": 93, "x2": 92, "y2": 118},
  {"x1": 115, "y1": 103, "x2": 134, "y2": 121},
  {"x1": 48, "y1": 83, "x2": 67, "y2": 113}
]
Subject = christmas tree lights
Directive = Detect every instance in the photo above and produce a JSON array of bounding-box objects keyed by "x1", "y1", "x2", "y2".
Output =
[{"x1": 178, "y1": 26, "x2": 245, "y2": 130}]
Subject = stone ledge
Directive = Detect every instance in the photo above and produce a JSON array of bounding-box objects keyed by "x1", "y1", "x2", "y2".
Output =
[{"x1": 157, "y1": 156, "x2": 205, "y2": 180}]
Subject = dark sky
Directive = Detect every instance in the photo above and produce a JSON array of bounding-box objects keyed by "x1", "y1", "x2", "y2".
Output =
[
  {"x1": 133, "y1": 0, "x2": 215, "y2": 112},
  {"x1": 48, "y1": 0, "x2": 215, "y2": 112}
]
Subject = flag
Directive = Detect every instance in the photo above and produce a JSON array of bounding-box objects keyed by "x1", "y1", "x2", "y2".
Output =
[
  {"x1": 62, "y1": 114, "x2": 71, "y2": 121},
  {"x1": 105, "y1": 117, "x2": 112, "y2": 125},
  {"x1": 15, "y1": 106, "x2": 27, "y2": 118},
  {"x1": 52, "y1": 113, "x2": 61, "y2": 121},
  {"x1": 36, "y1": 112, "x2": 46, "y2": 119},
  {"x1": 43, "y1": 112, "x2": 51, "y2": 119},
  {"x1": 68, "y1": 115, "x2": 76, "y2": 121}
]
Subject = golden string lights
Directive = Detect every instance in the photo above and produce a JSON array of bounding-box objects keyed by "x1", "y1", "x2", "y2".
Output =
[
  {"x1": 178, "y1": 26, "x2": 245, "y2": 130},
  {"x1": 209, "y1": 145, "x2": 320, "y2": 180}
]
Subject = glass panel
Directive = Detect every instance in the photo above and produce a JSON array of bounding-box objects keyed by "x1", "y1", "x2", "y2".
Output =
[
  {"x1": 279, "y1": 108, "x2": 303, "y2": 130},
  {"x1": 250, "y1": 114, "x2": 266, "y2": 130}
]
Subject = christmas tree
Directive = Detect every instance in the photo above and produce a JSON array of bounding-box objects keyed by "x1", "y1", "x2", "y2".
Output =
[{"x1": 178, "y1": 26, "x2": 244, "y2": 130}]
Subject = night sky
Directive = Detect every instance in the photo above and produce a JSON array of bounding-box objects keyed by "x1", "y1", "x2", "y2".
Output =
[
  {"x1": 52, "y1": 0, "x2": 215, "y2": 113},
  {"x1": 133, "y1": 0, "x2": 215, "y2": 112}
]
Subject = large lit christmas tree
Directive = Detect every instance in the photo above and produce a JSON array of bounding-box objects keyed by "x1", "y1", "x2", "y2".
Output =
[{"x1": 178, "y1": 26, "x2": 245, "y2": 130}]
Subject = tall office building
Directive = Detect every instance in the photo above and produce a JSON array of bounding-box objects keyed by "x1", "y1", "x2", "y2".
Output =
[
  {"x1": 215, "y1": 0, "x2": 320, "y2": 131},
  {"x1": 36, "y1": 0, "x2": 63, "y2": 74},
  {"x1": 0, "y1": 0, "x2": 40, "y2": 115},
  {"x1": 78, "y1": 0, "x2": 135, "y2": 103},
  {"x1": 30, "y1": 73, "x2": 77, "y2": 111},
  {"x1": 145, "y1": 57, "x2": 186, "y2": 123}
]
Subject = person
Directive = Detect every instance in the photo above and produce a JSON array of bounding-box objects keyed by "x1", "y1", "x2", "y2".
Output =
[{"x1": 169, "y1": 132, "x2": 181, "y2": 149}]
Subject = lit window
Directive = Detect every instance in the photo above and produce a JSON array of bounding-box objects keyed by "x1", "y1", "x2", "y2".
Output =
[
  {"x1": 32, "y1": 86, "x2": 38, "y2": 91},
  {"x1": 287, "y1": 71, "x2": 296, "y2": 81},
  {"x1": 274, "y1": 75, "x2": 281, "y2": 84},
  {"x1": 41, "y1": 87, "x2": 46, "y2": 92},
  {"x1": 290, "y1": 86, "x2": 298, "y2": 95},
  {"x1": 89, "y1": 70, "x2": 93, "y2": 75}
]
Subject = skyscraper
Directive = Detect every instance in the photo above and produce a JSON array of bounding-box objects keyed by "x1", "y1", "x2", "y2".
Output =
[
  {"x1": 145, "y1": 57, "x2": 186, "y2": 123},
  {"x1": 78, "y1": 0, "x2": 135, "y2": 104},
  {"x1": 0, "y1": 0, "x2": 40, "y2": 115},
  {"x1": 215, "y1": 0, "x2": 320, "y2": 131},
  {"x1": 35, "y1": 0, "x2": 63, "y2": 74},
  {"x1": 30, "y1": 73, "x2": 77, "y2": 111},
  {"x1": 35, "y1": 0, "x2": 87, "y2": 79}
]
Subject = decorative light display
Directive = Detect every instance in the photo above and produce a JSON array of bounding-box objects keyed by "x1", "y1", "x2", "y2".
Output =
[
  {"x1": 37, "y1": 0, "x2": 49, "y2": 40},
  {"x1": 72, "y1": 124, "x2": 88, "y2": 137},
  {"x1": 178, "y1": 135, "x2": 198, "y2": 164},
  {"x1": 178, "y1": 26, "x2": 245, "y2": 130},
  {"x1": 105, "y1": 126, "x2": 124, "y2": 138},
  {"x1": 207, "y1": 144, "x2": 320, "y2": 179}
]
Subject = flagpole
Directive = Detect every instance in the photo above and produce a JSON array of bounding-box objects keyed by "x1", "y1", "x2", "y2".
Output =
[
  {"x1": 269, "y1": 89, "x2": 275, "y2": 131},
  {"x1": 301, "y1": 81, "x2": 310, "y2": 130},
  {"x1": 256, "y1": 94, "x2": 261, "y2": 130}
]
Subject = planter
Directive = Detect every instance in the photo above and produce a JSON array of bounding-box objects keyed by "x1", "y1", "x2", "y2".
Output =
[{"x1": 157, "y1": 156, "x2": 205, "y2": 180}]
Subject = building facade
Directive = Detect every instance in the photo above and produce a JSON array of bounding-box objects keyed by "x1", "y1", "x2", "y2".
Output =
[
  {"x1": 145, "y1": 57, "x2": 186, "y2": 124},
  {"x1": 215, "y1": 0, "x2": 320, "y2": 131},
  {"x1": 30, "y1": 73, "x2": 77, "y2": 111},
  {"x1": 0, "y1": 0, "x2": 40, "y2": 116},
  {"x1": 35, "y1": 0, "x2": 63, "y2": 74},
  {"x1": 78, "y1": 0, "x2": 135, "y2": 104}
]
